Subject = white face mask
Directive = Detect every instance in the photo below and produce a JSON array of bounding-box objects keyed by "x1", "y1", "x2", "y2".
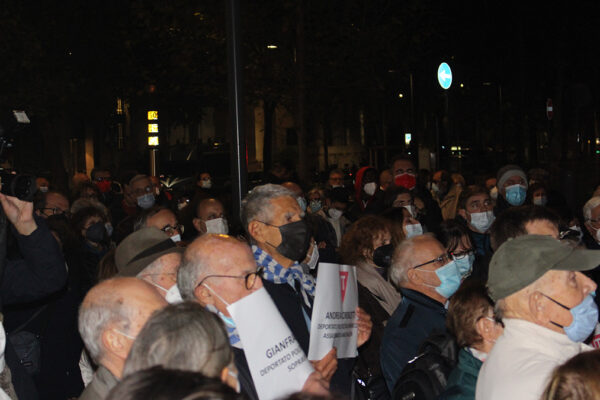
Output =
[
  {"x1": 328, "y1": 208, "x2": 343, "y2": 220},
  {"x1": 306, "y1": 243, "x2": 319, "y2": 270},
  {"x1": 469, "y1": 210, "x2": 495, "y2": 233},
  {"x1": 170, "y1": 234, "x2": 181, "y2": 243},
  {"x1": 165, "y1": 284, "x2": 183, "y2": 304},
  {"x1": 403, "y1": 204, "x2": 416, "y2": 218},
  {"x1": 363, "y1": 182, "x2": 377, "y2": 196},
  {"x1": 405, "y1": 223, "x2": 423, "y2": 238},
  {"x1": 201, "y1": 180, "x2": 212, "y2": 189},
  {"x1": 205, "y1": 217, "x2": 229, "y2": 235}
]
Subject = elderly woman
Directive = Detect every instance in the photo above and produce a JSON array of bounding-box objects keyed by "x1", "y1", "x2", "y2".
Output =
[
  {"x1": 339, "y1": 215, "x2": 401, "y2": 399},
  {"x1": 441, "y1": 281, "x2": 503, "y2": 400},
  {"x1": 123, "y1": 302, "x2": 240, "y2": 394}
]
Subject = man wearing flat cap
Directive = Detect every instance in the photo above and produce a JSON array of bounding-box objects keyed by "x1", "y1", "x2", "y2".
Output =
[
  {"x1": 475, "y1": 235, "x2": 599, "y2": 400},
  {"x1": 115, "y1": 227, "x2": 184, "y2": 303}
]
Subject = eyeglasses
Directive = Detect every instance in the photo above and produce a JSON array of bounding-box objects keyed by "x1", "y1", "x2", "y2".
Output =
[
  {"x1": 133, "y1": 185, "x2": 153, "y2": 196},
  {"x1": 40, "y1": 207, "x2": 69, "y2": 216},
  {"x1": 197, "y1": 267, "x2": 264, "y2": 290},
  {"x1": 451, "y1": 248, "x2": 474, "y2": 259},
  {"x1": 161, "y1": 224, "x2": 184, "y2": 235},
  {"x1": 412, "y1": 253, "x2": 451, "y2": 269},
  {"x1": 95, "y1": 177, "x2": 111, "y2": 182}
]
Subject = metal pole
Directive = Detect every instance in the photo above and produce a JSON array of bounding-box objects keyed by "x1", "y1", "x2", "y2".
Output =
[
  {"x1": 149, "y1": 148, "x2": 158, "y2": 176},
  {"x1": 226, "y1": 0, "x2": 247, "y2": 219}
]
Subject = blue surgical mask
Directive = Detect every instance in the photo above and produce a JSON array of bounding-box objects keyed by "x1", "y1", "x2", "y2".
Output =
[
  {"x1": 405, "y1": 223, "x2": 423, "y2": 238},
  {"x1": 137, "y1": 193, "x2": 156, "y2": 209},
  {"x1": 419, "y1": 260, "x2": 461, "y2": 299},
  {"x1": 297, "y1": 196, "x2": 307, "y2": 212},
  {"x1": 453, "y1": 253, "x2": 475, "y2": 278},
  {"x1": 505, "y1": 184, "x2": 527, "y2": 206},
  {"x1": 543, "y1": 293, "x2": 598, "y2": 342},
  {"x1": 309, "y1": 200, "x2": 322, "y2": 213}
]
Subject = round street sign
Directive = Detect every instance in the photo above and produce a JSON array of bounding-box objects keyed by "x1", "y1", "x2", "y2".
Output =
[{"x1": 438, "y1": 62, "x2": 452, "y2": 90}]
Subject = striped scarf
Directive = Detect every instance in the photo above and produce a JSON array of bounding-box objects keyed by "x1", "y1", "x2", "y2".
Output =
[{"x1": 253, "y1": 245, "x2": 316, "y2": 305}]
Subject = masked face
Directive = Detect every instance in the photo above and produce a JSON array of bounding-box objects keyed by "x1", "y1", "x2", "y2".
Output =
[
  {"x1": 394, "y1": 173, "x2": 417, "y2": 190},
  {"x1": 363, "y1": 182, "x2": 377, "y2": 196},
  {"x1": 137, "y1": 193, "x2": 156, "y2": 209},
  {"x1": 405, "y1": 223, "x2": 423, "y2": 238},
  {"x1": 85, "y1": 221, "x2": 106, "y2": 243},
  {"x1": 328, "y1": 208, "x2": 343, "y2": 220},
  {"x1": 504, "y1": 184, "x2": 527, "y2": 206},
  {"x1": 205, "y1": 217, "x2": 229, "y2": 235},
  {"x1": 373, "y1": 244, "x2": 393, "y2": 270},
  {"x1": 309, "y1": 200, "x2": 322, "y2": 213},
  {"x1": 264, "y1": 220, "x2": 311, "y2": 262},
  {"x1": 542, "y1": 292, "x2": 598, "y2": 342},
  {"x1": 415, "y1": 257, "x2": 461, "y2": 299},
  {"x1": 469, "y1": 210, "x2": 495, "y2": 233}
]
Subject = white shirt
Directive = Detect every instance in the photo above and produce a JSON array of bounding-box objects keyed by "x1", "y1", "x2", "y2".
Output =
[{"x1": 476, "y1": 318, "x2": 592, "y2": 400}]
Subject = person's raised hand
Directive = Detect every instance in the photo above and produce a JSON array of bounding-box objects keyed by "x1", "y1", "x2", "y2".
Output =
[
  {"x1": 356, "y1": 307, "x2": 373, "y2": 348},
  {"x1": 310, "y1": 347, "x2": 337, "y2": 382},
  {"x1": 302, "y1": 371, "x2": 330, "y2": 396},
  {"x1": 0, "y1": 193, "x2": 37, "y2": 235}
]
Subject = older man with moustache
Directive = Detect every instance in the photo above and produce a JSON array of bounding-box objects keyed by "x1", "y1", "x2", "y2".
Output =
[
  {"x1": 78, "y1": 278, "x2": 167, "y2": 400},
  {"x1": 475, "y1": 235, "x2": 599, "y2": 400},
  {"x1": 177, "y1": 234, "x2": 329, "y2": 400}
]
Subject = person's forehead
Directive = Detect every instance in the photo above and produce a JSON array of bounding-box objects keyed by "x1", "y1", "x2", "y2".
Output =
[
  {"x1": 96, "y1": 170, "x2": 111, "y2": 178},
  {"x1": 208, "y1": 242, "x2": 256, "y2": 274},
  {"x1": 467, "y1": 193, "x2": 490, "y2": 204},
  {"x1": 330, "y1": 172, "x2": 342, "y2": 179},
  {"x1": 591, "y1": 204, "x2": 600, "y2": 218},
  {"x1": 503, "y1": 175, "x2": 525, "y2": 184},
  {"x1": 200, "y1": 173, "x2": 211, "y2": 179},
  {"x1": 132, "y1": 178, "x2": 151, "y2": 189},
  {"x1": 397, "y1": 193, "x2": 412, "y2": 201},
  {"x1": 393, "y1": 159, "x2": 415, "y2": 171},
  {"x1": 153, "y1": 209, "x2": 176, "y2": 222},
  {"x1": 199, "y1": 201, "x2": 224, "y2": 217},
  {"x1": 524, "y1": 219, "x2": 559, "y2": 238}
]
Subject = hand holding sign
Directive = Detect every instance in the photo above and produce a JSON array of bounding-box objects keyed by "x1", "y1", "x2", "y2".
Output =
[{"x1": 310, "y1": 347, "x2": 337, "y2": 382}]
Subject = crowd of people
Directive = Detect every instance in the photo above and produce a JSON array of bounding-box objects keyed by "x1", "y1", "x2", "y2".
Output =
[{"x1": 0, "y1": 154, "x2": 600, "y2": 400}]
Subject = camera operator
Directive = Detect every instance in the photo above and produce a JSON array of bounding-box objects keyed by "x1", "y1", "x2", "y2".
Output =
[{"x1": 0, "y1": 192, "x2": 68, "y2": 399}]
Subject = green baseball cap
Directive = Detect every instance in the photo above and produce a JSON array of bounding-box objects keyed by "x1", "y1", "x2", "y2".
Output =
[{"x1": 487, "y1": 235, "x2": 600, "y2": 301}]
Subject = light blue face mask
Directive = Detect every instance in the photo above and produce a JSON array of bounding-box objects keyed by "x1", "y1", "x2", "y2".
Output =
[
  {"x1": 543, "y1": 293, "x2": 599, "y2": 343},
  {"x1": 137, "y1": 193, "x2": 156, "y2": 209},
  {"x1": 505, "y1": 184, "x2": 527, "y2": 206},
  {"x1": 418, "y1": 260, "x2": 461, "y2": 299},
  {"x1": 297, "y1": 197, "x2": 307, "y2": 212},
  {"x1": 453, "y1": 253, "x2": 475, "y2": 278},
  {"x1": 309, "y1": 200, "x2": 322, "y2": 213}
]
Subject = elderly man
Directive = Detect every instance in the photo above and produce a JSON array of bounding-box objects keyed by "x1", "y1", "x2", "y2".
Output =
[
  {"x1": 494, "y1": 164, "x2": 528, "y2": 215},
  {"x1": 115, "y1": 227, "x2": 183, "y2": 303},
  {"x1": 327, "y1": 169, "x2": 344, "y2": 189},
  {"x1": 381, "y1": 234, "x2": 462, "y2": 391},
  {"x1": 134, "y1": 206, "x2": 183, "y2": 242},
  {"x1": 177, "y1": 234, "x2": 329, "y2": 400},
  {"x1": 78, "y1": 277, "x2": 167, "y2": 400},
  {"x1": 475, "y1": 235, "x2": 599, "y2": 400},
  {"x1": 241, "y1": 184, "x2": 372, "y2": 394},
  {"x1": 192, "y1": 198, "x2": 228, "y2": 235}
]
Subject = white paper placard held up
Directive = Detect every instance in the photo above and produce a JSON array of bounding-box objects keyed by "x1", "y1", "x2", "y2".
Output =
[
  {"x1": 227, "y1": 287, "x2": 313, "y2": 400},
  {"x1": 308, "y1": 262, "x2": 358, "y2": 360}
]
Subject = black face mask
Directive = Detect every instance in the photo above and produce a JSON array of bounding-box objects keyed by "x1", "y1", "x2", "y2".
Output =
[
  {"x1": 270, "y1": 220, "x2": 311, "y2": 262},
  {"x1": 373, "y1": 243, "x2": 394, "y2": 270},
  {"x1": 86, "y1": 222, "x2": 106, "y2": 243}
]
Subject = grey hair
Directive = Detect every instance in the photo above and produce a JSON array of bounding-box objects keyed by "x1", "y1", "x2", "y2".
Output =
[
  {"x1": 123, "y1": 302, "x2": 232, "y2": 378},
  {"x1": 389, "y1": 236, "x2": 420, "y2": 288},
  {"x1": 71, "y1": 198, "x2": 110, "y2": 220},
  {"x1": 138, "y1": 252, "x2": 180, "y2": 280},
  {"x1": 133, "y1": 206, "x2": 169, "y2": 232},
  {"x1": 240, "y1": 184, "x2": 295, "y2": 234},
  {"x1": 78, "y1": 283, "x2": 134, "y2": 363},
  {"x1": 583, "y1": 196, "x2": 600, "y2": 222},
  {"x1": 177, "y1": 244, "x2": 214, "y2": 301}
]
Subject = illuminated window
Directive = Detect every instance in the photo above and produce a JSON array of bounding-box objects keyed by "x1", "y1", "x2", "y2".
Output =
[
  {"x1": 147, "y1": 111, "x2": 158, "y2": 120},
  {"x1": 148, "y1": 123, "x2": 159, "y2": 133},
  {"x1": 148, "y1": 136, "x2": 159, "y2": 146}
]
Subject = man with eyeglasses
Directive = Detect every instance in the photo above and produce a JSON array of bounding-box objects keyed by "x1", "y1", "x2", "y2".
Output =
[
  {"x1": 241, "y1": 184, "x2": 372, "y2": 396},
  {"x1": 78, "y1": 277, "x2": 167, "y2": 400},
  {"x1": 35, "y1": 190, "x2": 70, "y2": 219},
  {"x1": 134, "y1": 206, "x2": 183, "y2": 243},
  {"x1": 177, "y1": 234, "x2": 329, "y2": 400},
  {"x1": 380, "y1": 234, "x2": 462, "y2": 392}
]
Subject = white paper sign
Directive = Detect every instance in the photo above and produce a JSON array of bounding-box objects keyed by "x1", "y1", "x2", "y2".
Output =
[
  {"x1": 227, "y1": 288, "x2": 313, "y2": 400},
  {"x1": 308, "y1": 263, "x2": 359, "y2": 360}
]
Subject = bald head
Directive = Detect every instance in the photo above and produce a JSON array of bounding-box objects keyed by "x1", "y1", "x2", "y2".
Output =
[
  {"x1": 177, "y1": 234, "x2": 260, "y2": 310},
  {"x1": 193, "y1": 198, "x2": 226, "y2": 234},
  {"x1": 78, "y1": 278, "x2": 167, "y2": 378},
  {"x1": 281, "y1": 181, "x2": 303, "y2": 197}
]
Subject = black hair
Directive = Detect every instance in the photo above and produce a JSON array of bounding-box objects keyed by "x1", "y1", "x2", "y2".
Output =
[{"x1": 490, "y1": 205, "x2": 560, "y2": 251}]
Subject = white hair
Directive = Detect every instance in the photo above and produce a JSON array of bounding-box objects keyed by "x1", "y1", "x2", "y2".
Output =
[
  {"x1": 78, "y1": 283, "x2": 135, "y2": 363},
  {"x1": 123, "y1": 302, "x2": 232, "y2": 378},
  {"x1": 389, "y1": 236, "x2": 420, "y2": 288},
  {"x1": 240, "y1": 184, "x2": 295, "y2": 234},
  {"x1": 583, "y1": 196, "x2": 600, "y2": 222}
]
